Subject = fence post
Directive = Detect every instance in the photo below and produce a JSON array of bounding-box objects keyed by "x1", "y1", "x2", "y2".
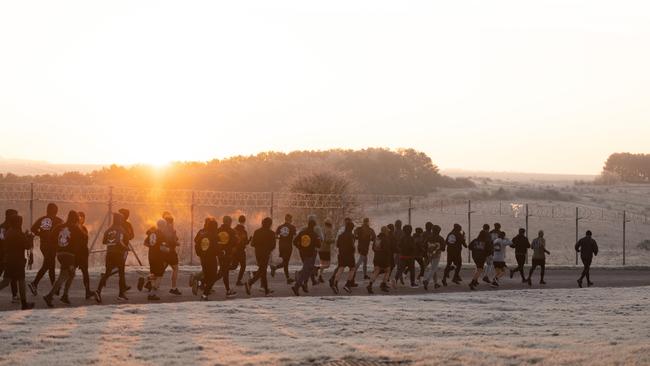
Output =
[
  {"x1": 575, "y1": 207, "x2": 579, "y2": 266},
  {"x1": 525, "y1": 204, "x2": 529, "y2": 238},
  {"x1": 467, "y1": 200, "x2": 472, "y2": 263},
  {"x1": 29, "y1": 183, "x2": 34, "y2": 226},
  {"x1": 408, "y1": 196, "x2": 413, "y2": 226},
  {"x1": 190, "y1": 191, "x2": 195, "y2": 265},
  {"x1": 623, "y1": 210, "x2": 627, "y2": 266}
]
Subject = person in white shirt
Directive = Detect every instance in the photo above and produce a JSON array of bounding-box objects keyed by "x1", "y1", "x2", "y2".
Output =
[{"x1": 491, "y1": 231, "x2": 511, "y2": 287}]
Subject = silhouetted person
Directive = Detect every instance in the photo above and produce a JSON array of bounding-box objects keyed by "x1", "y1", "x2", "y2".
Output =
[
  {"x1": 576, "y1": 230, "x2": 598, "y2": 288},
  {"x1": 443, "y1": 224, "x2": 466, "y2": 286},
  {"x1": 509, "y1": 228, "x2": 530, "y2": 282},
  {"x1": 331, "y1": 221, "x2": 357, "y2": 294},
  {"x1": 290, "y1": 217, "x2": 321, "y2": 296},
  {"x1": 246, "y1": 217, "x2": 276, "y2": 296},
  {"x1": 270, "y1": 214, "x2": 296, "y2": 284},
  {"x1": 468, "y1": 228, "x2": 494, "y2": 291},
  {"x1": 162, "y1": 212, "x2": 181, "y2": 295},
  {"x1": 0, "y1": 209, "x2": 19, "y2": 302},
  {"x1": 29, "y1": 203, "x2": 64, "y2": 295},
  {"x1": 195, "y1": 218, "x2": 219, "y2": 300},
  {"x1": 76, "y1": 212, "x2": 93, "y2": 299},
  {"x1": 95, "y1": 212, "x2": 129, "y2": 302},
  {"x1": 353, "y1": 218, "x2": 376, "y2": 283},
  {"x1": 0, "y1": 214, "x2": 35, "y2": 310},
  {"x1": 366, "y1": 226, "x2": 392, "y2": 294},
  {"x1": 216, "y1": 215, "x2": 238, "y2": 298},
  {"x1": 43, "y1": 210, "x2": 85, "y2": 307},
  {"x1": 232, "y1": 215, "x2": 250, "y2": 286},
  {"x1": 396, "y1": 225, "x2": 418, "y2": 288},
  {"x1": 392, "y1": 220, "x2": 404, "y2": 285},
  {"x1": 422, "y1": 223, "x2": 445, "y2": 290},
  {"x1": 528, "y1": 230, "x2": 550, "y2": 285}
]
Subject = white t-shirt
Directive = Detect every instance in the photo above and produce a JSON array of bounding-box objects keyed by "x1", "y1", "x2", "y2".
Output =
[{"x1": 492, "y1": 238, "x2": 511, "y2": 262}]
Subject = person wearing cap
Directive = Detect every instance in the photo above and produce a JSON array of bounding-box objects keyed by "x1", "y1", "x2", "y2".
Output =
[
  {"x1": 509, "y1": 228, "x2": 530, "y2": 283},
  {"x1": 575, "y1": 230, "x2": 598, "y2": 288}
]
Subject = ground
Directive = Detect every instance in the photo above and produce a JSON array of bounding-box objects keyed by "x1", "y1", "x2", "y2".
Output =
[{"x1": 0, "y1": 267, "x2": 649, "y2": 365}]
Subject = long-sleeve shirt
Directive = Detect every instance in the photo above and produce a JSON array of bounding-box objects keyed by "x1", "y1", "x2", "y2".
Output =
[{"x1": 575, "y1": 237, "x2": 598, "y2": 258}]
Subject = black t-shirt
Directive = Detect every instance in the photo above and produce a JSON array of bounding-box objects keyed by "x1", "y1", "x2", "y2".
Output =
[
  {"x1": 31, "y1": 215, "x2": 64, "y2": 248},
  {"x1": 194, "y1": 228, "x2": 218, "y2": 259},
  {"x1": 293, "y1": 228, "x2": 320, "y2": 258},
  {"x1": 103, "y1": 225, "x2": 128, "y2": 254},
  {"x1": 276, "y1": 223, "x2": 296, "y2": 248},
  {"x1": 337, "y1": 231, "x2": 356, "y2": 257},
  {"x1": 252, "y1": 227, "x2": 276, "y2": 257}
]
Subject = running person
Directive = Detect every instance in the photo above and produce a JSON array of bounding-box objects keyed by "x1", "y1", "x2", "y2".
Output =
[
  {"x1": 162, "y1": 213, "x2": 182, "y2": 295},
  {"x1": 353, "y1": 218, "x2": 376, "y2": 283},
  {"x1": 29, "y1": 203, "x2": 64, "y2": 295},
  {"x1": 43, "y1": 210, "x2": 85, "y2": 307},
  {"x1": 366, "y1": 226, "x2": 392, "y2": 294},
  {"x1": 95, "y1": 213, "x2": 130, "y2": 302},
  {"x1": 509, "y1": 228, "x2": 530, "y2": 283},
  {"x1": 331, "y1": 221, "x2": 356, "y2": 294},
  {"x1": 141, "y1": 220, "x2": 168, "y2": 301},
  {"x1": 233, "y1": 215, "x2": 250, "y2": 286},
  {"x1": 195, "y1": 218, "x2": 219, "y2": 300},
  {"x1": 216, "y1": 215, "x2": 239, "y2": 298},
  {"x1": 76, "y1": 212, "x2": 94, "y2": 299},
  {"x1": 290, "y1": 217, "x2": 321, "y2": 296},
  {"x1": 422, "y1": 223, "x2": 445, "y2": 290},
  {"x1": 317, "y1": 218, "x2": 335, "y2": 283},
  {"x1": 245, "y1": 217, "x2": 276, "y2": 296},
  {"x1": 528, "y1": 230, "x2": 550, "y2": 285},
  {"x1": 270, "y1": 214, "x2": 296, "y2": 284},
  {"x1": 0, "y1": 209, "x2": 19, "y2": 302},
  {"x1": 468, "y1": 229, "x2": 493, "y2": 291},
  {"x1": 412, "y1": 227, "x2": 427, "y2": 280},
  {"x1": 395, "y1": 225, "x2": 418, "y2": 288},
  {"x1": 443, "y1": 224, "x2": 467, "y2": 286},
  {"x1": 0, "y1": 214, "x2": 35, "y2": 310},
  {"x1": 392, "y1": 220, "x2": 405, "y2": 286},
  {"x1": 491, "y1": 231, "x2": 511, "y2": 286},
  {"x1": 575, "y1": 230, "x2": 598, "y2": 288}
]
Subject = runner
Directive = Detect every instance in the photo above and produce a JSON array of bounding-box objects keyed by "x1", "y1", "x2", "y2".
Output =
[
  {"x1": 422, "y1": 223, "x2": 445, "y2": 290},
  {"x1": 233, "y1": 215, "x2": 250, "y2": 286},
  {"x1": 162, "y1": 213, "x2": 182, "y2": 295},
  {"x1": 76, "y1": 212, "x2": 94, "y2": 299},
  {"x1": 395, "y1": 225, "x2": 418, "y2": 288},
  {"x1": 317, "y1": 218, "x2": 335, "y2": 283},
  {"x1": 216, "y1": 215, "x2": 238, "y2": 298},
  {"x1": 194, "y1": 217, "x2": 219, "y2": 300},
  {"x1": 442, "y1": 224, "x2": 467, "y2": 286},
  {"x1": 118, "y1": 208, "x2": 134, "y2": 291},
  {"x1": 353, "y1": 218, "x2": 376, "y2": 284},
  {"x1": 509, "y1": 228, "x2": 530, "y2": 283},
  {"x1": 245, "y1": 217, "x2": 276, "y2": 296},
  {"x1": 528, "y1": 230, "x2": 550, "y2": 285},
  {"x1": 468, "y1": 228, "x2": 493, "y2": 291},
  {"x1": 366, "y1": 226, "x2": 392, "y2": 294},
  {"x1": 0, "y1": 214, "x2": 34, "y2": 310},
  {"x1": 29, "y1": 203, "x2": 64, "y2": 295},
  {"x1": 481, "y1": 224, "x2": 495, "y2": 284},
  {"x1": 290, "y1": 217, "x2": 320, "y2": 296},
  {"x1": 43, "y1": 210, "x2": 85, "y2": 307},
  {"x1": 491, "y1": 231, "x2": 511, "y2": 286},
  {"x1": 575, "y1": 230, "x2": 598, "y2": 288},
  {"x1": 141, "y1": 220, "x2": 168, "y2": 301},
  {"x1": 95, "y1": 212, "x2": 130, "y2": 303},
  {"x1": 270, "y1": 214, "x2": 296, "y2": 284},
  {"x1": 331, "y1": 221, "x2": 356, "y2": 294},
  {"x1": 392, "y1": 220, "x2": 405, "y2": 286},
  {"x1": 0, "y1": 209, "x2": 19, "y2": 302},
  {"x1": 412, "y1": 227, "x2": 427, "y2": 280},
  {"x1": 328, "y1": 217, "x2": 352, "y2": 287}
]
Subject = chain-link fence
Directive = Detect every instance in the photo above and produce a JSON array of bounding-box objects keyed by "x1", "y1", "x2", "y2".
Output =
[{"x1": 1, "y1": 183, "x2": 649, "y2": 268}]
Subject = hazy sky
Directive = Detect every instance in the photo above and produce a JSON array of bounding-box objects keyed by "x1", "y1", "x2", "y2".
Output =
[{"x1": 1, "y1": 1, "x2": 649, "y2": 174}]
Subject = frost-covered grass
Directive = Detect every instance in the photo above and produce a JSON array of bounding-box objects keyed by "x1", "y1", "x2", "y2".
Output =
[{"x1": 0, "y1": 286, "x2": 648, "y2": 365}]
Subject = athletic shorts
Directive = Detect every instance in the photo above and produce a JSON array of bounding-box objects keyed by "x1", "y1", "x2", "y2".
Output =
[
  {"x1": 373, "y1": 253, "x2": 391, "y2": 269},
  {"x1": 337, "y1": 254, "x2": 355, "y2": 268},
  {"x1": 319, "y1": 251, "x2": 331, "y2": 262},
  {"x1": 472, "y1": 255, "x2": 486, "y2": 269},
  {"x1": 164, "y1": 251, "x2": 179, "y2": 266},
  {"x1": 532, "y1": 258, "x2": 545, "y2": 267},
  {"x1": 149, "y1": 251, "x2": 167, "y2": 277},
  {"x1": 494, "y1": 261, "x2": 506, "y2": 269}
]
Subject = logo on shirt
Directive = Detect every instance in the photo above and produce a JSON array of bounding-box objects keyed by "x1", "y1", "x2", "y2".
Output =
[
  {"x1": 0, "y1": 228, "x2": 5, "y2": 241},
  {"x1": 40, "y1": 218, "x2": 53, "y2": 231},
  {"x1": 279, "y1": 226, "x2": 290, "y2": 237},
  {"x1": 447, "y1": 234, "x2": 457, "y2": 244},
  {"x1": 58, "y1": 227, "x2": 71, "y2": 247},
  {"x1": 218, "y1": 231, "x2": 230, "y2": 246},
  {"x1": 200, "y1": 237, "x2": 210, "y2": 251},
  {"x1": 300, "y1": 234, "x2": 311, "y2": 248}
]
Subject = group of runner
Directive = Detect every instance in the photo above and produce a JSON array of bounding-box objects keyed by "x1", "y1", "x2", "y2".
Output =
[{"x1": 0, "y1": 204, "x2": 600, "y2": 309}]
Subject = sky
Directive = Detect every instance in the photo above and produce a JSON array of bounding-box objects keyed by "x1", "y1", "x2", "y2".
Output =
[{"x1": 1, "y1": 1, "x2": 649, "y2": 174}]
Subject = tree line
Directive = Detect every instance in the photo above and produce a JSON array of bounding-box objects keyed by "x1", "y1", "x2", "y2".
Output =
[
  {"x1": 0, "y1": 148, "x2": 473, "y2": 195},
  {"x1": 601, "y1": 153, "x2": 650, "y2": 183}
]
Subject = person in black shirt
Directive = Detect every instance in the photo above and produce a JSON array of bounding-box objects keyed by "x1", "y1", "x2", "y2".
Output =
[
  {"x1": 331, "y1": 221, "x2": 356, "y2": 294},
  {"x1": 395, "y1": 225, "x2": 418, "y2": 288},
  {"x1": 353, "y1": 218, "x2": 376, "y2": 283},
  {"x1": 575, "y1": 230, "x2": 599, "y2": 288},
  {"x1": 443, "y1": 224, "x2": 467, "y2": 286},
  {"x1": 161, "y1": 212, "x2": 181, "y2": 296},
  {"x1": 245, "y1": 217, "x2": 276, "y2": 296},
  {"x1": 76, "y1": 212, "x2": 94, "y2": 299},
  {"x1": 270, "y1": 214, "x2": 296, "y2": 284},
  {"x1": 0, "y1": 214, "x2": 35, "y2": 310},
  {"x1": 29, "y1": 203, "x2": 64, "y2": 295},
  {"x1": 290, "y1": 218, "x2": 321, "y2": 296},
  {"x1": 232, "y1": 215, "x2": 250, "y2": 287},
  {"x1": 468, "y1": 229, "x2": 494, "y2": 291},
  {"x1": 195, "y1": 217, "x2": 219, "y2": 300},
  {"x1": 95, "y1": 212, "x2": 130, "y2": 303},
  {"x1": 43, "y1": 210, "x2": 85, "y2": 307},
  {"x1": 217, "y1": 215, "x2": 239, "y2": 298},
  {"x1": 0, "y1": 209, "x2": 19, "y2": 302},
  {"x1": 366, "y1": 226, "x2": 392, "y2": 294},
  {"x1": 509, "y1": 228, "x2": 530, "y2": 282},
  {"x1": 392, "y1": 220, "x2": 405, "y2": 286}
]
